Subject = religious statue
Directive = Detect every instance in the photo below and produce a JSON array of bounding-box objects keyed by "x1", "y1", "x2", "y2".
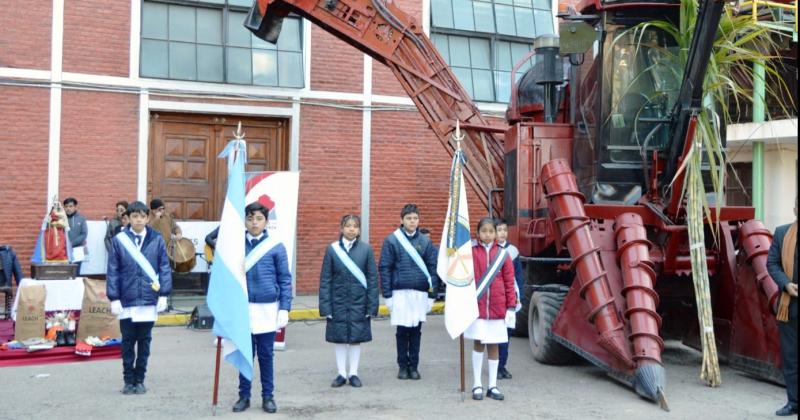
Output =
[{"x1": 43, "y1": 200, "x2": 70, "y2": 263}]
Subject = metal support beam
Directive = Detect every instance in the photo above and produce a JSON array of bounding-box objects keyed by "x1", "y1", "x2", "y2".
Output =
[{"x1": 752, "y1": 62, "x2": 765, "y2": 220}]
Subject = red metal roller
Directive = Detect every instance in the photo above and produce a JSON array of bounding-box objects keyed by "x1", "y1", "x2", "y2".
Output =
[
  {"x1": 541, "y1": 159, "x2": 633, "y2": 368},
  {"x1": 739, "y1": 220, "x2": 780, "y2": 310}
]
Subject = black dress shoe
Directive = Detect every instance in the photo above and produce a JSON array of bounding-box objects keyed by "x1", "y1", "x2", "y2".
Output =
[
  {"x1": 331, "y1": 375, "x2": 347, "y2": 387},
  {"x1": 775, "y1": 403, "x2": 798, "y2": 416},
  {"x1": 348, "y1": 375, "x2": 362, "y2": 387},
  {"x1": 408, "y1": 369, "x2": 421, "y2": 380},
  {"x1": 134, "y1": 383, "x2": 147, "y2": 394},
  {"x1": 498, "y1": 367, "x2": 512, "y2": 379},
  {"x1": 397, "y1": 367, "x2": 409, "y2": 380},
  {"x1": 121, "y1": 383, "x2": 135, "y2": 395},
  {"x1": 263, "y1": 398, "x2": 277, "y2": 413},
  {"x1": 487, "y1": 387, "x2": 505, "y2": 401},
  {"x1": 232, "y1": 397, "x2": 250, "y2": 412},
  {"x1": 472, "y1": 386, "x2": 483, "y2": 400}
]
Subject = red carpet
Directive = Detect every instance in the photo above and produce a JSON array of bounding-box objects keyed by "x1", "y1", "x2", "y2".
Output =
[{"x1": 0, "y1": 344, "x2": 121, "y2": 368}]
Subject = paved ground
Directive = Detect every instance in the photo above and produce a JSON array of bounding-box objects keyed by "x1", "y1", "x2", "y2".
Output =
[{"x1": 0, "y1": 314, "x2": 786, "y2": 420}]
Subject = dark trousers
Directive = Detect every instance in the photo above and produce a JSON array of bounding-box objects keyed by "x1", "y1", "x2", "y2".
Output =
[
  {"x1": 239, "y1": 331, "x2": 276, "y2": 399},
  {"x1": 779, "y1": 316, "x2": 798, "y2": 406},
  {"x1": 396, "y1": 325, "x2": 422, "y2": 370},
  {"x1": 119, "y1": 319, "x2": 154, "y2": 385},
  {"x1": 498, "y1": 328, "x2": 513, "y2": 369}
]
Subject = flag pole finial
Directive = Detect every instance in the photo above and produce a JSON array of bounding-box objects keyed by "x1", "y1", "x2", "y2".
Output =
[
  {"x1": 453, "y1": 120, "x2": 464, "y2": 151},
  {"x1": 233, "y1": 121, "x2": 245, "y2": 140}
]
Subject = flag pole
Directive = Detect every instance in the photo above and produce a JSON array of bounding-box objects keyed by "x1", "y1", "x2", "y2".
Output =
[
  {"x1": 212, "y1": 336, "x2": 222, "y2": 415},
  {"x1": 460, "y1": 334, "x2": 465, "y2": 401}
]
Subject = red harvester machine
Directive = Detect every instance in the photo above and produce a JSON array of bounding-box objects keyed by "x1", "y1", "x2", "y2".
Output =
[{"x1": 246, "y1": 0, "x2": 784, "y2": 408}]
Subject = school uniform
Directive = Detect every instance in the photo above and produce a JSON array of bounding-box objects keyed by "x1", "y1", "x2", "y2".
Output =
[
  {"x1": 238, "y1": 230, "x2": 293, "y2": 405},
  {"x1": 464, "y1": 241, "x2": 517, "y2": 343},
  {"x1": 319, "y1": 237, "x2": 379, "y2": 385},
  {"x1": 107, "y1": 226, "x2": 173, "y2": 391},
  {"x1": 379, "y1": 227, "x2": 440, "y2": 376}
]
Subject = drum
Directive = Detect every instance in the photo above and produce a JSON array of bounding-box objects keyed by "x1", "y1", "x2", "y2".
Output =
[{"x1": 169, "y1": 238, "x2": 197, "y2": 273}]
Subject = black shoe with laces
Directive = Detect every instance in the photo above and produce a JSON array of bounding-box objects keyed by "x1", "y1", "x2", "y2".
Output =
[
  {"x1": 263, "y1": 398, "x2": 277, "y2": 413},
  {"x1": 232, "y1": 397, "x2": 249, "y2": 412}
]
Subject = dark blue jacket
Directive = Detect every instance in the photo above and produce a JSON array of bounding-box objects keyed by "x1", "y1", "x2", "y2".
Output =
[
  {"x1": 498, "y1": 242, "x2": 524, "y2": 293},
  {"x1": 0, "y1": 245, "x2": 23, "y2": 288},
  {"x1": 106, "y1": 226, "x2": 173, "y2": 307},
  {"x1": 767, "y1": 223, "x2": 797, "y2": 318},
  {"x1": 379, "y1": 228, "x2": 440, "y2": 298},
  {"x1": 245, "y1": 232, "x2": 293, "y2": 310}
]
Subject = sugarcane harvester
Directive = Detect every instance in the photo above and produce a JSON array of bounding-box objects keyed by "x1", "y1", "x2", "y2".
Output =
[{"x1": 246, "y1": 0, "x2": 784, "y2": 408}]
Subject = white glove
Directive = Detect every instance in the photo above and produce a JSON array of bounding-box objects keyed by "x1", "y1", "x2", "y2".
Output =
[
  {"x1": 110, "y1": 300, "x2": 123, "y2": 315},
  {"x1": 385, "y1": 298, "x2": 393, "y2": 311},
  {"x1": 504, "y1": 309, "x2": 516, "y2": 329},
  {"x1": 156, "y1": 296, "x2": 168, "y2": 313},
  {"x1": 277, "y1": 310, "x2": 289, "y2": 329},
  {"x1": 427, "y1": 298, "x2": 435, "y2": 313}
]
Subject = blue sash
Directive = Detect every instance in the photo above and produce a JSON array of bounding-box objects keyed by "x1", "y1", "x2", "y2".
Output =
[
  {"x1": 392, "y1": 229, "x2": 432, "y2": 291},
  {"x1": 475, "y1": 247, "x2": 507, "y2": 301},
  {"x1": 330, "y1": 242, "x2": 367, "y2": 288},
  {"x1": 116, "y1": 232, "x2": 160, "y2": 292},
  {"x1": 245, "y1": 236, "x2": 281, "y2": 272}
]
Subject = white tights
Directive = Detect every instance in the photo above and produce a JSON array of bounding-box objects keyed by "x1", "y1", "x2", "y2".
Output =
[{"x1": 334, "y1": 344, "x2": 361, "y2": 377}]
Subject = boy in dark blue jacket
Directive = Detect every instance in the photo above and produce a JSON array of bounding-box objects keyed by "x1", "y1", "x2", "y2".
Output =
[
  {"x1": 232, "y1": 202, "x2": 293, "y2": 414},
  {"x1": 107, "y1": 201, "x2": 172, "y2": 395},
  {"x1": 495, "y1": 219, "x2": 524, "y2": 380},
  {"x1": 380, "y1": 204, "x2": 440, "y2": 380}
]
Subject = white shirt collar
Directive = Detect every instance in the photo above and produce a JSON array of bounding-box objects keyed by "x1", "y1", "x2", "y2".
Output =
[
  {"x1": 497, "y1": 241, "x2": 507, "y2": 248},
  {"x1": 482, "y1": 241, "x2": 493, "y2": 251},
  {"x1": 246, "y1": 232, "x2": 265, "y2": 242},
  {"x1": 342, "y1": 237, "x2": 355, "y2": 251}
]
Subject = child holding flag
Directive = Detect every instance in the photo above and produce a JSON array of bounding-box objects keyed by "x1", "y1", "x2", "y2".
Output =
[
  {"x1": 465, "y1": 217, "x2": 516, "y2": 401},
  {"x1": 319, "y1": 215, "x2": 379, "y2": 388},
  {"x1": 380, "y1": 204, "x2": 440, "y2": 380},
  {"x1": 107, "y1": 201, "x2": 172, "y2": 395},
  {"x1": 231, "y1": 202, "x2": 293, "y2": 414},
  {"x1": 495, "y1": 219, "x2": 524, "y2": 379}
]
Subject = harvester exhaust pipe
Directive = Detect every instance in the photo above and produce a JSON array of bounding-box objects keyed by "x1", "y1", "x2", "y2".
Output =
[
  {"x1": 541, "y1": 159, "x2": 634, "y2": 368},
  {"x1": 739, "y1": 220, "x2": 781, "y2": 307},
  {"x1": 533, "y1": 35, "x2": 562, "y2": 123},
  {"x1": 614, "y1": 213, "x2": 668, "y2": 410}
]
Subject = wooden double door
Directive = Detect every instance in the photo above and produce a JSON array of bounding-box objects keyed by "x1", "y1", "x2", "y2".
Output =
[{"x1": 148, "y1": 112, "x2": 289, "y2": 221}]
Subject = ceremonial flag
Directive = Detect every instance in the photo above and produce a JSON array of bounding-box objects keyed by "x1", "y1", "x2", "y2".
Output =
[
  {"x1": 206, "y1": 139, "x2": 254, "y2": 380},
  {"x1": 437, "y1": 134, "x2": 478, "y2": 339}
]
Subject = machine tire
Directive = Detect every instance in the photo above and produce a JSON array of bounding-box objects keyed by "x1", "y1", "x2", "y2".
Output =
[
  {"x1": 529, "y1": 287, "x2": 574, "y2": 365},
  {"x1": 511, "y1": 288, "x2": 531, "y2": 337}
]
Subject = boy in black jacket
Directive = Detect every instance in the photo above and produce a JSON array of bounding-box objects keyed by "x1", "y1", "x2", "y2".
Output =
[{"x1": 379, "y1": 204, "x2": 440, "y2": 380}]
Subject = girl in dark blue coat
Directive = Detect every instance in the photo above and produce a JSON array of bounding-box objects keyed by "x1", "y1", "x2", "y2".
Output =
[{"x1": 319, "y1": 215, "x2": 379, "y2": 388}]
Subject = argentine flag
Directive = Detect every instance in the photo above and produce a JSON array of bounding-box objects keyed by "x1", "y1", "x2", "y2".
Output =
[
  {"x1": 207, "y1": 139, "x2": 254, "y2": 380},
  {"x1": 437, "y1": 137, "x2": 478, "y2": 339}
]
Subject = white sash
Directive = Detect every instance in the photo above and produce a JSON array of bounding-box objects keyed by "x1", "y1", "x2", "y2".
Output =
[
  {"x1": 116, "y1": 232, "x2": 160, "y2": 292},
  {"x1": 330, "y1": 242, "x2": 367, "y2": 288},
  {"x1": 245, "y1": 236, "x2": 281, "y2": 272},
  {"x1": 475, "y1": 247, "x2": 507, "y2": 300},
  {"x1": 392, "y1": 228, "x2": 432, "y2": 290}
]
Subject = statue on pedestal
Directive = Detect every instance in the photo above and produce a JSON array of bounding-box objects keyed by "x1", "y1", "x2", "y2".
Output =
[{"x1": 43, "y1": 200, "x2": 70, "y2": 263}]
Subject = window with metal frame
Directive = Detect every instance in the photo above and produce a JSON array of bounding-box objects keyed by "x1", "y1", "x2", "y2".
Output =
[
  {"x1": 430, "y1": 0, "x2": 554, "y2": 103},
  {"x1": 140, "y1": 0, "x2": 304, "y2": 88}
]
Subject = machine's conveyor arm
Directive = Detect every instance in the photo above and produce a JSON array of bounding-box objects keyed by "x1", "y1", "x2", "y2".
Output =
[{"x1": 248, "y1": 0, "x2": 505, "y2": 211}]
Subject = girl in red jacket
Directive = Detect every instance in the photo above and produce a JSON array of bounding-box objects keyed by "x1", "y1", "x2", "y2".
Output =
[{"x1": 464, "y1": 217, "x2": 517, "y2": 401}]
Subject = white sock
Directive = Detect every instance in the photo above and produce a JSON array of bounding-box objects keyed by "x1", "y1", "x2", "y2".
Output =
[
  {"x1": 335, "y1": 344, "x2": 348, "y2": 377},
  {"x1": 472, "y1": 350, "x2": 484, "y2": 389},
  {"x1": 488, "y1": 358, "x2": 499, "y2": 389},
  {"x1": 348, "y1": 344, "x2": 361, "y2": 377}
]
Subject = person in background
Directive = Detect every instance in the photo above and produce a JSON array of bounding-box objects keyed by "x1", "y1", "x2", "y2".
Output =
[
  {"x1": 495, "y1": 219, "x2": 523, "y2": 380},
  {"x1": 767, "y1": 198, "x2": 798, "y2": 417},
  {"x1": 63, "y1": 197, "x2": 88, "y2": 272},
  {"x1": 148, "y1": 199, "x2": 182, "y2": 245},
  {"x1": 105, "y1": 201, "x2": 129, "y2": 252}
]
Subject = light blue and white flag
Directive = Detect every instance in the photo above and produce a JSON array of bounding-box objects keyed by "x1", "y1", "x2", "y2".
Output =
[
  {"x1": 206, "y1": 139, "x2": 253, "y2": 380},
  {"x1": 437, "y1": 133, "x2": 478, "y2": 339}
]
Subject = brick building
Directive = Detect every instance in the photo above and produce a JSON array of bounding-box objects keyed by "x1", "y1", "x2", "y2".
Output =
[{"x1": 0, "y1": 0, "x2": 557, "y2": 293}]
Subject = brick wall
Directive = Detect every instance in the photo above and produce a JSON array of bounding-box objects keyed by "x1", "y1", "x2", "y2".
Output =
[
  {"x1": 0, "y1": 1, "x2": 51, "y2": 70},
  {"x1": 0, "y1": 87, "x2": 51, "y2": 274},
  {"x1": 295, "y1": 103, "x2": 363, "y2": 293},
  {"x1": 309, "y1": 26, "x2": 363, "y2": 93},
  {"x1": 59, "y1": 90, "x2": 139, "y2": 220},
  {"x1": 62, "y1": 0, "x2": 130, "y2": 76}
]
